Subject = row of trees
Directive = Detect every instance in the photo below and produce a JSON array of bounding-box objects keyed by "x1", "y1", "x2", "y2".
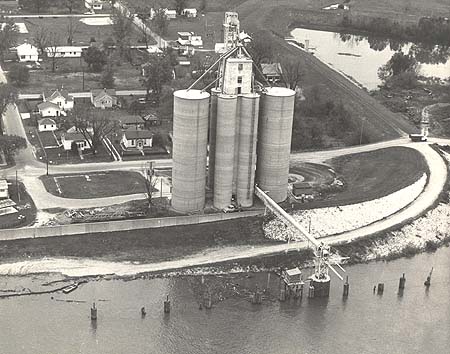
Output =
[{"x1": 18, "y1": 0, "x2": 83, "y2": 14}]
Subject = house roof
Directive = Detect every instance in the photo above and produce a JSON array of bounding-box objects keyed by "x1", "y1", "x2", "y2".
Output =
[
  {"x1": 142, "y1": 113, "x2": 158, "y2": 121},
  {"x1": 64, "y1": 132, "x2": 89, "y2": 141},
  {"x1": 38, "y1": 118, "x2": 56, "y2": 125},
  {"x1": 37, "y1": 101, "x2": 60, "y2": 110},
  {"x1": 47, "y1": 89, "x2": 73, "y2": 102},
  {"x1": 91, "y1": 89, "x2": 117, "y2": 101},
  {"x1": 261, "y1": 63, "x2": 282, "y2": 76},
  {"x1": 124, "y1": 129, "x2": 153, "y2": 140},
  {"x1": 285, "y1": 267, "x2": 302, "y2": 276},
  {"x1": 121, "y1": 115, "x2": 144, "y2": 125},
  {"x1": 16, "y1": 43, "x2": 38, "y2": 56},
  {"x1": 45, "y1": 46, "x2": 85, "y2": 53}
]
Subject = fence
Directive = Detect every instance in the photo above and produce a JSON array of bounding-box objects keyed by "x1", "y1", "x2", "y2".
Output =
[{"x1": 0, "y1": 210, "x2": 263, "y2": 241}]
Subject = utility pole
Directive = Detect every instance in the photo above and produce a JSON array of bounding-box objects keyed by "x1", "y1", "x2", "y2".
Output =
[
  {"x1": 359, "y1": 117, "x2": 365, "y2": 145},
  {"x1": 15, "y1": 170, "x2": 20, "y2": 202}
]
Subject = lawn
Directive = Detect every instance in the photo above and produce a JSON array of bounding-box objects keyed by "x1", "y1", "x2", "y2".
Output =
[
  {"x1": 289, "y1": 146, "x2": 429, "y2": 209},
  {"x1": 40, "y1": 171, "x2": 150, "y2": 199}
]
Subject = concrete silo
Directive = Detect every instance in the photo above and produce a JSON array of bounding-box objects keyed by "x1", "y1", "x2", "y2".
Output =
[
  {"x1": 172, "y1": 89, "x2": 210, "y2": 212},
  {"x1": 256, "y1": 87, "x2": 296, "y2": 203},
  {"x1": 236, "y1": 93, "x2": 260, "y2": 207},
  {"x1": 207, "y1": 88, "x2": 220, "y2": 189},
  {"x1": 213, "y1": 94, "x2": 238, "y2": 209}
]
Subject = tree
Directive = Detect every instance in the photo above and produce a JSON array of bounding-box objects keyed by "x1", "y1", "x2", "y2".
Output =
[
  {"x1": 279, "y1": 56, "x2": 303, "y2": 90},
  {"x1": 111, "y1": 7, "x2": 134, "y2": 60},
  {"x1": 72, "y1": 105, "x2": 117, "y2": 154},
  {"x1": 33, "y1": 26, "x2": 50, "y2": 58},
  {"x1": 141, "y1": 54, "x2": 174, "y2": 98},
  {"x1": 46, "y1": 32, "x2": 61, "y2": 73},
  {"x1": 135, "y1": 9, "x2": 151, "y2": 48},
  {"x1": 378, "y1": 52, "x2": 419, "y2": 86},
  {"x1": 0, "y1": 19, "x2": 18, "y2": 62},
  {"x1": 0, "y1": 135, "x2": 26, "y2": 159},
  {"x1": 83, "y1": 46, "x2": 107, "y2": 72},
  {"x1": 64, "y1": 0, "x2": 81, "y2": 14},
  {"x1": 0, "y1": 84, "x2": 18, "y2": 135},
  {"x1": 18, "y1": 0, "x2": 49, "y2": 14},
  {"x1": 198, "y1": 0, "x2": 206, "y2": 13},
  {"x1": 246, "y1": 31, "x2": 273, "y2": 68},
  {"x1": 7, "y1": 64, "x2": 30, "y2": 87},
  {"x1": 100, "y1": 66, "x2": 115, "y2": 88},
  {"x1": 151, "y1": 8, "x2": 168, "y2": 37},
  {"x1": 174, "y1": 0, "x2": 187, "y2": 15},
  {"x1": 66, "y1": 17, "x2": 80, "y2": 46}
]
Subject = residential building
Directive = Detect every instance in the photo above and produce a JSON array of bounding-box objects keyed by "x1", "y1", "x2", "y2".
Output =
[
  {"x1": 0, "y1": 180, "x2": 8, "y2": 199},
  {"x1": 85, "y1": 0, "x2": 104, "y2": 10},
  {"x1": 37, "y1": 102, "x2": 65, "y2": 117},
  {"x1": 177, "y1": 32, "x2": 203, "y2": 47},
  {"x1": 91, "y1": 88, "x2": 118, "y2": 108},
  {"x1": 61, "y1": 131, "x2": 91, "y2": 151},
  {"x1": 16, "y1": 43, "x2": 39, "y2": 62},
  {"x1": 164, "y1": 9, "x2": 177, "y2": 19},
  {"x1": 119, "y1": 115, "x2": 145, "y2": 130},
  {"x1": 44, "y1": 46, "x2": 85, "y2": 58},
  {"x1": 121, "y1": 129, "x2": 153, "y2": 150},
  {"x1": 43, "y1": 89, "x2": 74, "y2": 111},
  {"x1": 38, "y1": 118, "x2": 57, "y2": 132},
  {"x1": 182, "y1": 8, "x2": 197, "y2": 17}
]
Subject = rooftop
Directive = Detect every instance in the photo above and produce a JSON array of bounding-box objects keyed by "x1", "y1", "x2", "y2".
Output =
[{"x1": 124, "y1": 130, "x2": 153, "y2": 140}]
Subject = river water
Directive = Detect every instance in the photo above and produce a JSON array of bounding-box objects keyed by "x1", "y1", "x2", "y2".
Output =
[
  {"x1": 0, "y1": 246, "x2": 449, "y2": 354},
  {"x1": 291, "y1": 28, "x2": 450, "y2": 90}
]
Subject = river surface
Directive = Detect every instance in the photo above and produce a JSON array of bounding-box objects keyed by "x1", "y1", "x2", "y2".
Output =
[
  {"x1": 0, "y1": 247, "x2": 449, "y2": 354},
  {"x1": 291, "y1": 28, "x2": 450, "y2": 90}
]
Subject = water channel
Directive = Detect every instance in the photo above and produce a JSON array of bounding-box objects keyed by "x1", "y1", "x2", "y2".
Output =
[
  {"x1": 0, "y1": 246, "x2": 449, "y2": 353},
  {"x1": 291, "y1": 28, "x2": 450, "y2": 90}
]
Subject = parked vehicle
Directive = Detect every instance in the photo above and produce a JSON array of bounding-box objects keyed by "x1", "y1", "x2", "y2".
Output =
[
  {"x1": 409, "y1": 133, "x2": 427, "y2": 142},
  {"x1": 222, "y1": 204, "x2": 241, "y2": 213}
]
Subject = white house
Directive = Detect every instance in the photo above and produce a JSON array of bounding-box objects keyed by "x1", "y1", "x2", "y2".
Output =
[
  {"x1": 182, "y1": 8, "x2": 197, "y2": 18},
  {"x1": 16, "y1": 43, "x2": 39, "y2": 62},
  {"x1": 61, "y1": 131, "x2": 92, "y2": 151},
  {"x1": 38, "y1": 118, "x2": 57, "y2": 132},
  {"x1": 37, "y1": 102, "x2": 65, "y2": 117},
  {"x1": 45, "y1": 46, "x2": 84, "y2": 58},
  {"x1": 164, "y1": 9, "x2": 177, "y2": 19},
  {"x1": 91, "y1": 88, "x2": 118, "y2": 108},
  {"x1": 85, "y1": 0, "x2": 104, "y2": 10},
  {"x1": 43, "y1": 89, "x2": 74, "y2": 111},
  {"x1": 121, "y1": 130, "x2": 153, "y2": 150},
  {"x1": 177, "y1": 32, "x2": 203, "y2": 47}
]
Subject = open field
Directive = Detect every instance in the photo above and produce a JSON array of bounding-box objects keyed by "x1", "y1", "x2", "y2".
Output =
[
  {"x1": 0, "y1": 216, "x2": 270, "y2": 263},
  {"x1": 40, "y1": 171, "x2": 149, "y2": 199},
  {"x1": 289, "y1": 147, "x2": 429, "y2": 209}
]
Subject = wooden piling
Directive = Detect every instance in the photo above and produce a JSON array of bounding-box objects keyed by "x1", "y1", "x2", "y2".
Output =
[
  {"x1": 164, "y1": 295, "x2": 170, "y2": 313},
  {"x1": 91, "y1": 302, "x2": 97, "y2": 321},
  {"x1": 308, "y1": 285, "x2": 315, "y2": 299},
  {"x1": 377, "y1": 283, "x2": 384, "y2": 295},
  {"x1": 203, "y1": 293, "x2": 212, "y2": 309},
  {"x1": 343, "y1": 276, "x2": 349, "y2": 297},
  {"x1": 141, "y1": 307, "x2": 146, "y2": 317},
  {"x1": 424, "y1": 267, "x2": 433, "y2": 287},
  {"x1": 279, "y1": 288, "x2": 286, "y2": 302},
  {"x1": 399, "y1": 273, "x2": 406, "y2": 290}
]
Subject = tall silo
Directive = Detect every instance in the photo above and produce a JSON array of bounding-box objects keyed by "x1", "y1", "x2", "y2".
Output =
[
  {"x1": 172, "y1": 89, "x2": 210, "y2": 212},
  {"x1": 256, "y1": 87, "x2": 296, "y2": 203},
  {"x1": 213, "y1": 94, "x2": 238, "y2": 209},
  {"x1": 236, "y1": 93, "x2": 260, "y2": 207},
  {"x1": 207, "y1": 88, "x2": 220, "y2": 190}
]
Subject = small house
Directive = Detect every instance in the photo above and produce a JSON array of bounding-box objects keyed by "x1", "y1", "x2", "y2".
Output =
[
  {"x1": 121, "y1": 129, "x2": 153, "y2": 150},
  {"x1": 142, "y1": 113, "x2": 161, "y2": 126},
  {"x1": 61, "y1": 131, "x2": 91, "y2": 151},
  {"x1": 182, "y1": 8, "x2": 197, "y2": 17},
  {"x1": 85, "y1": 0, "x2": 104, "y2": 10},
  {"x1": 37, "y1": 101, "x2": 65, "y2": 117},
  {"x1": 164, "y1": 9, "x2": 177, "y2": 19},
  {"x1": 43, "y1": 89, "x2": 74, "y2": 111},
  {"x1": 38, "y1": 118, "x2": 57, "y2": 132},
  {"x1": 261, "y1": 63, "x2": 282, "y2": 83},
  {"x1": 0, "y1": 179, "x2": 9, "y2": 199},
  {"x1": 91, "y1": 88, "x2": 117, "y2": 108},
  {"x1": 16, "y1": 43, "x2": 39, "y2": 62},
  {"x1": 119, "y1": 115, "x2": 145, "y2": 130},
  {"x1": 177, "y1": 32, "x2": 203, "y2": 47}
]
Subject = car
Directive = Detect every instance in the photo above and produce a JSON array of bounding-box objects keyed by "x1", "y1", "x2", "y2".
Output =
[{"x1": 222, "y1": 204, "x2": 240, "y2": 213}]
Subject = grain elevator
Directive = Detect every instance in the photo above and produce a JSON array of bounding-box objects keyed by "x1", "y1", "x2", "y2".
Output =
[{"x1": 171, "y1": 12, "x2": 295, "y2": 212}]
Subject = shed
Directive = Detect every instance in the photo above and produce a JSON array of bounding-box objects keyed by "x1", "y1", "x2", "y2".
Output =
[
  {"x1": 261, "y1": 63, "x2": 282, "y2": 82},
  {"x1": 38, "y1": 118, "x2": 57, "y2": 132},
  {"x1": 282, "y1": 267, "x2": 303, "y2": 285}
]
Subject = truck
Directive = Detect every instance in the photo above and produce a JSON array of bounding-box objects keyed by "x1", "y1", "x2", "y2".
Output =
[{"x1": 409, "y1": 133, "x2": 427, "y2": 142}]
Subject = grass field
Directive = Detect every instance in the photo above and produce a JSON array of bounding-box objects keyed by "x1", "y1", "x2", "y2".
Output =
[
  {"x1": 40, "y1": 171, "x2": 149, "y2": 199},
  {"x1": 289, "y1": 146, "x2": 429, "y2": 209}
]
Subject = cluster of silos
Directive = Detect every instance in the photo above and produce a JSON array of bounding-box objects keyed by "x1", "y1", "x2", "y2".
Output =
[
  {"x1": 171, "y1": 89, "x2": 210, "y2": 212},
  {"x1": 171, "y1": 86, "x2": 295, "y2": 212}
]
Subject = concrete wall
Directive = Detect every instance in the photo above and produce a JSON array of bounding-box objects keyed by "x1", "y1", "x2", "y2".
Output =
[{"x1": 0, "y1": 211, "x2": 262, "y2": 241}]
